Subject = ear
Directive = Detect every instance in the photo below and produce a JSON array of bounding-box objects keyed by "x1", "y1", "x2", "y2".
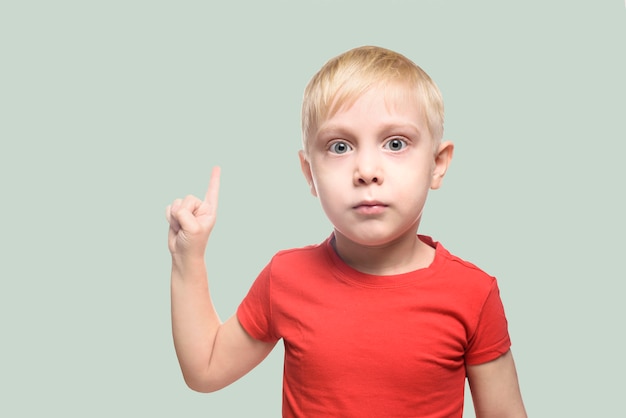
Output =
[
  {"x1": 298, "y1": 150, "x2": 318, "y2": 197},
  {"x1": 431, "y1": 140, "x2": 454, "y2": 190}
]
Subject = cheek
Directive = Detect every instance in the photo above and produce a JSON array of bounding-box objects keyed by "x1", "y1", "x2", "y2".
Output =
[
  {"x1": 313, "y1": 180, "x2": 337, "y2": 201},
  {"x1": 310, "y1": 166, "x2": 342, "y2": 193},
  {"x1": 311, "y1": 176, "x2": 348, "y2": 214}
]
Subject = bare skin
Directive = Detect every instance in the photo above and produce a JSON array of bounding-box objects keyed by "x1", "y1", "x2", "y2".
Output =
[
  {"x1": 167, "y1": 167, "x2": 275, "y2": 392},
  {"x1": 467, "y1": 350, "x2": 528, "y2": 417},
  {"x1": 167, "y1": 166, "x2": 527, "y2": 415},
  {"x1": 166, "y1": 89, "x2": 527, "y2": 415}
]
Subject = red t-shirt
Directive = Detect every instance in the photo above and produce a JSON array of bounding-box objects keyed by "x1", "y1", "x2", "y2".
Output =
[{"x1": 237, "y1": 235, "x2": 511, "y2": 417}]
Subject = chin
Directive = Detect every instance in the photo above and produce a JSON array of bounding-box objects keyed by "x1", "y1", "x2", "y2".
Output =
[{"x1": 338, "y1": 230, "x2": 415, "y2": 248}]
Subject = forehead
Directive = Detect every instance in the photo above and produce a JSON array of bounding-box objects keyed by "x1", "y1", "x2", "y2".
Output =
[{"x1": 318, "y1": 85, "x2": 427, "y2": 132}]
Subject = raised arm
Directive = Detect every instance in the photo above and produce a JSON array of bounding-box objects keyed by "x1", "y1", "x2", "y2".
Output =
[
  {"x1": 166, "y1": 167, "x2": 276, "y2": 392},
  {"x1": 466, "y1": 350, "x2": 527, "y2": 418}
]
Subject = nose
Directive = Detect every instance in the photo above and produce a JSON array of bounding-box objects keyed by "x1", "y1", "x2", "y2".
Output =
[{"x1": 353, "y1": 150, "x2": 383, "y2": 186}]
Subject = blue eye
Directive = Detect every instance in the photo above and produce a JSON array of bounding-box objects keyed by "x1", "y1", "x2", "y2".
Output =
[
  {"x1": 329, "y1": 141, "x2": 352, "y2": 154},
  {"x1": 384, "y1": 138, "x2": 407, "y2": 151}
]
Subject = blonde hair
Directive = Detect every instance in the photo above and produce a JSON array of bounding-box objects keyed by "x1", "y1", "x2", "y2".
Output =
[{"x1": 301, "y1": 46, "x2": 444, "y2": 154}]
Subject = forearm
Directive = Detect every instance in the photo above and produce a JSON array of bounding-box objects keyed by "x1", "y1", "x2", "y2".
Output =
[{"x1": 170, "y1": 256, "x2": 222, "y2": 389}]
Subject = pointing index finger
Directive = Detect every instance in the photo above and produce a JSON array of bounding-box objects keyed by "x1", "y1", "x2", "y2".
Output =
[{"x1": 204, "y1": 166, "x2": 221, "y2": 206}]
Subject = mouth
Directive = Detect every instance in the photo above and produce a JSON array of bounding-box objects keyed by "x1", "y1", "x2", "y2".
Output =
[{"x1": 353, "y1": 201, "x2": 388, "y2": 215}]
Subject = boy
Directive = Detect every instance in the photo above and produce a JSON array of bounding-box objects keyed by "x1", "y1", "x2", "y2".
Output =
[{"x1": 166, "y1": 46, "x2": 527, "y2": 417}]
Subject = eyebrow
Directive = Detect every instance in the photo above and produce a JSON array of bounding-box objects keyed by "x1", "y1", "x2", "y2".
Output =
[{"x1": 316, "y1": 121, "x2": 422, "y2": 139}]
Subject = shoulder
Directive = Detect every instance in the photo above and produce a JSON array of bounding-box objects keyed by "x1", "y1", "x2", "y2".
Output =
[
  {"x1": 267, "y1": 238, "x2": 332, "y2": 274},
  {"x1": 425, "y1": 235, "x2": 498, "y2": 292},
  {"x1": 442, "y1": 248, "x2": 493, "y2": 280}
]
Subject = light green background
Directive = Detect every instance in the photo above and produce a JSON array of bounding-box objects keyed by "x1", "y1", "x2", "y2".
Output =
[{"x1": 1, "y1": 1, "x2": 624, "y2": 417}]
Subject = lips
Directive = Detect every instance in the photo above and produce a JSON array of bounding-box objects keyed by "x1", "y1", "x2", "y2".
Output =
[{"x1": 353, "y1": 200, "x2": 388, "y2": 215}]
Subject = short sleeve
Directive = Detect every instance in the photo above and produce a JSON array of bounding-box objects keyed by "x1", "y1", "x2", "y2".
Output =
[
  {"x1": 465, "y1": 280, "x2": 511, "y2": 365},
  {"x1": 236, "y1": 262, "x2": 279, "y2": 343}
]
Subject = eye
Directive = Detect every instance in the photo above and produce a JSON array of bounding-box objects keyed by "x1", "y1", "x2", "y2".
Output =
[
  {"x1": 384, "y1": 138, "x2": 407, "y2": 151},
  {"x1": 329, "y1": 141, "x2": 352, "y2": 154}
]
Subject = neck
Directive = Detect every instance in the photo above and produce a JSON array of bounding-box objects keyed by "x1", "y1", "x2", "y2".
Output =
[{"x1": 331, "y1": 231, "x2": 435, "y2": 276}]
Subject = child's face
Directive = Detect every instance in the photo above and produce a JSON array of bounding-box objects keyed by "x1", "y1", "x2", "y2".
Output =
[{"x1": 300, "y1": 86, "x2": 452, "y2": 248}]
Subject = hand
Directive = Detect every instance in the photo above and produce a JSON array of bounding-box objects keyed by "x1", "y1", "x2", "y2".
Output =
[{"x1": 166, "y1": 166, "x2": 221, "y2": 260}]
